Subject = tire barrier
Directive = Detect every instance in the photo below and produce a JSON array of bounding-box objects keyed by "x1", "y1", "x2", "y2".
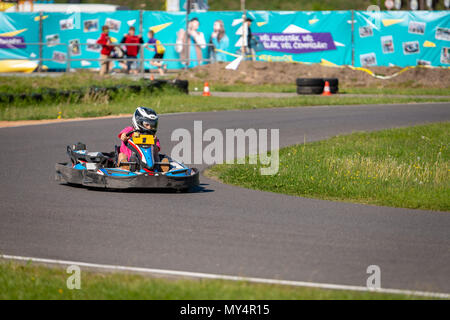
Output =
[
  {"x1": 296, "y1": 78, "x2": 338, "y2": 95},
  {"x1": 0, "y1": 79, "x2": 189, "y2": 105}
]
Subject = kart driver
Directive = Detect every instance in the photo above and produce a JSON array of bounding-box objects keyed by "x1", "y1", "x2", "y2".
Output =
[{"x1": 117, "y1": 107, "x2": 163, "y2": 170}]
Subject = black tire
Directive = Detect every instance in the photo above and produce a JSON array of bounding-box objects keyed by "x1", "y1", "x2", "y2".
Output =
[
  {"x1": 105, "y1": 86, "x2": 118, "y2": 93},
  {"x1": 0, "y1": 93, "x2": 14, "y2": 103},
  {"x1": 127, "y1": 85, "x2": 142, "y2": 93},
  {"x1": 18, "y1": 93, "x2": 28, "y2": 100},
  {"x1": 296, "y1": 78, "x2": 324, "y2": 87},
  {"x1": 59, "y1": 90, "x2": 71, "y2": 98},
  {"x1": 297, "y1": 86, "x2": 339, "y2": 95},
  {"x1": 42, "y1": 88, "x2": 57, "y2": 99},
  {"x1": 144, "y1": 83, "x2": 155, "y2": 93},
  {"x1": 330, "y1": 86, "x2": 339, "y2": 94},
  {"x1": 69, "y1": 89, "x2": 83, "y2": 98},
  {"x1": 151, "y1": 79, "x2": 166, "y2": 89},
  {"x1": 89, "y1": 86, "x2": 109, "y2": 95},
  {"x1": 31, "y1": 93, "x2": 43, "y2": 102},
  {"x1": 323, "y1": 78, "x2": 339, "y2": 87},
  {"x1": 296, "y1": 86, "x2": 324, "y2": 95},
  {"x1": 169, "y1": 79, "x2": 189, "y2": 93},
  {"x1": 170, "y1": 79, "x2": 189, "y2": 94}
]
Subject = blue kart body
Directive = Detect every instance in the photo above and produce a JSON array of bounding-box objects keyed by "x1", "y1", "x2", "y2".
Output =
[{"x1": 55, "y1": 134, "x2": 199, "y2": 190}]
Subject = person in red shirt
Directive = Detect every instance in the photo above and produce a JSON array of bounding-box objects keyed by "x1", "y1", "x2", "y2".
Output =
[
  {"x1": 120, "y1": 26, "x2": 143, "y2": 74},
  {"x1": 96, "y1": 25, "x2": 113, "y2": 75}
]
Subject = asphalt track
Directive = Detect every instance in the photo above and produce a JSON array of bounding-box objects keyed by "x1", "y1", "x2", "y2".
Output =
[{"x1": 1, "y1": 102, "x2": 449, "y2": 294}]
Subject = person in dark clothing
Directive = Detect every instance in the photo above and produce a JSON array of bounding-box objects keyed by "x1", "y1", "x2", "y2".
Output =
[
  {"x1": 120, "y1": 26, "x2": 143, "y2": 74},
  {"x1": 145, "y1": 30, "x2": 167, "y2": 75},
  {"x1": 245, "y1": 18, "x2": 256, "y2": 61}
]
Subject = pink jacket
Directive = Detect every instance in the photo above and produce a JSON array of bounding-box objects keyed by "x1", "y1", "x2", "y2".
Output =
[{"x1": 118, "y1": 126, "x2": 161, "y2": 160}]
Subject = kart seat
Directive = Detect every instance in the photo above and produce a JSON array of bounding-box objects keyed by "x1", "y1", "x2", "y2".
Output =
[{"x1": 67, "y1": 145, "x2": 110, "y2": 165}]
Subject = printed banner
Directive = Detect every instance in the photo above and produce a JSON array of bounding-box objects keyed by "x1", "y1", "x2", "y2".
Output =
[
  {"x1": 254, "y1": 33, "x2": 336, "y2": 54},
  {"x1": 354, "y1": 10, "x2": 450, "y2": 67},
  {"x1": 247, "y1": 10, "x2": 351, "y2": 65},
  {"x1": 0, "y1": 36, "x2": 25, "y2": 49},
  {"x1": 0, "y1": 10, "x2": 449, "y2": 70},
  {"x1": 0, "y1": 12, "x2": 39, "y2": 61},
  {"x1": 41, "y1": 11, "x2": 140, "y2": 70}
]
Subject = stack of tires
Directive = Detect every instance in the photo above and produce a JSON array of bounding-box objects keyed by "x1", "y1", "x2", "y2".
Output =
[{"x1": 296, "y1": 78, "x2": 339, "y2": 95}]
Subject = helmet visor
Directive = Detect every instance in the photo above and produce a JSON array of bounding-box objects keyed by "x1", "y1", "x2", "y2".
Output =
[{"x1": 137, "y1": 117, "x2": 158, "y2": 132}]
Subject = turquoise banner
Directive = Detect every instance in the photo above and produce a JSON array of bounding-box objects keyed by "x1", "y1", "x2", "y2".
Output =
[
  {"x1": 0, "y1": 12, "x2": 39, "y2": 60},
  {"x1": 0, "y1": 10, "x2": 449, "y2": 70},
  {"x1": 41, "y1": 11, "x2": 140, "y2": 69},
  {"x1": 248, "y1": 11, "x2": 352, "y2": 65},
  {"x1": 354, "y1": 10, "x2": 450, "y2": 67},
  {"x1": 141, "y1": 11, "x2": 351, "y2": 67}
]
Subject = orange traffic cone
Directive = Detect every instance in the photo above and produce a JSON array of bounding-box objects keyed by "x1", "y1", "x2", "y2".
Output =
[
  {"x1": 150, "y1": 74, "x2": 155, "y2": 81},
  {"x1": 202, "y1": 82, "x2": 211, "y2": 96},
  {"x1": 322, "y1": 81, "x2": 332, "y2": 96}
]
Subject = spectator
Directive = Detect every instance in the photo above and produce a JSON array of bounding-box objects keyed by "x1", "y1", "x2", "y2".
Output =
[
  {"x1": 209, "y1": 20, "x2": 229, "y2": 62},
  {"x1": 145, "y1": 30, "x2": 167, "y2": 76},
  {"x1": 96, "y1": 25, "x2": 113, "y2": 75},
  {"x1": 120, "y1": 26, "x2": 143, "y2": 74},
  {"x1": 245, "y1": 17, "x2": 256, "y2": 61}
]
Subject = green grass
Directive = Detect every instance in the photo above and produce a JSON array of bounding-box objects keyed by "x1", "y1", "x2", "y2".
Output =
[
  {"x1": 0, "y1": 260, "x2": 430, "y2": 300},
  {"x1": 190, "y1": 81, "x2": 297, "y2": 93},
  {"x1": 342, "y1": 87, "x2": 450, "y2": 96},
  {"x1": 207, "y1": 123, "x2": 450, "y2": 212},
  {"x1": 189, "y1": 81, "x2": 450, "y2": 96},
  {"x1": 3, "y1": 73, "x2": 447, "y2": 96},
  {"x1": 1, "y1": 74, "x2": 448, "y2": 121},
  {"x1": 2, "y1": 92, "x2": 449, "y2": 121},
  {"x1": 0, "y1": 73, "x2": 141, "y2": 95}
]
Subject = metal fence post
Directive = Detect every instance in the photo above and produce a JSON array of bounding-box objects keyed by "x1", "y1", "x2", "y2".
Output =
[
  {"x1": 241, "y1": 0, "x2": 246, "y2": 60},
  {"x1": 351, "y1": 10, "x2": 355, "y2": 67},
  {"x1": 139, "y1": 10, "x2": 143, "y2": 36},
  {"x1": 184, "y1": 0, "x2": 191, "y2": 70},
  {"x1": 139, "y1": 10, "x2": 144, "y2": 77},
  {"x1": 66, "y1": 43, "x2": 71, "y2": 73},
  {"x1": 140, "y1": 44, "x2": 145, "y2": 77},
  {"x1": 38, "y1": 11, "x2": 43, "y2": 73}
]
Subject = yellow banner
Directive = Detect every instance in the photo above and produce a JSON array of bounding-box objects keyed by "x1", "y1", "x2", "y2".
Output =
[{"x1": 0, "y1": 2, "x2": 14, "y2": 12}]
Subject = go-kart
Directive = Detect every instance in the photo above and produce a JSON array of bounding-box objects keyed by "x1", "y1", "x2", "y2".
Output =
[{"x1": 55, "y1": 130, "x2": 199, "y2": 191}]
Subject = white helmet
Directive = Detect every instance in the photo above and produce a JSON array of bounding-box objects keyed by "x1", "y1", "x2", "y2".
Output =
[{"x1": 132, "y1": 107, "x2": 158, "y2": 134}]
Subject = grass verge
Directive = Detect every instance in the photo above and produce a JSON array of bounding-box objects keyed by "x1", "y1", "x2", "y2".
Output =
[
  {"x1": 0, "y1": 73, "x2": 141, "y2": 95},
  {"x1": 189, "y1": 81, "x2": 450, "y2": 96},
  {"x1": 0, "y1": 260, "x2": 429, "y2": 300},
  {"x1": 207, "y1": 123, "x2": 450, "y2": 212},
  {"x1": 2, "y1": 74, "x2": 448, "y2": 96},
  {"x1": 1, "y1": 92, "x2": 449, "y2": 121},
  {"x1": 1, "y1": 74, "x2": 449, "y2": 121}
]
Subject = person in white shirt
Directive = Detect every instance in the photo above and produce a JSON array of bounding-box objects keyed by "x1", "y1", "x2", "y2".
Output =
[{"x1": 176, "y1": 17, "x2": 206, "y2": 67}]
